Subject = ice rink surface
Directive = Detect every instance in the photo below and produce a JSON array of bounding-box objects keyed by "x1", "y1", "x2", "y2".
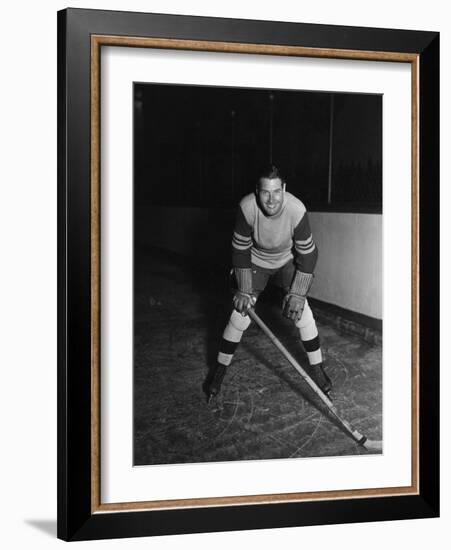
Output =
[{"x1": 134, "y1": 247, "x2": 382, "y2": 465}]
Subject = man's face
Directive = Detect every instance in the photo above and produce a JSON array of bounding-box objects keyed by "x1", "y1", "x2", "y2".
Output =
[{"x1": 257, "y1": 177, "x2": 286, "y2": 216}]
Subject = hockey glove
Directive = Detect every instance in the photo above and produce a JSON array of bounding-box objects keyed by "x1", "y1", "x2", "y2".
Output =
[
  {"x1": 282, "y1": 271, "x2": 314, "y2": 323},
  {"x1": 233, "y1": 267, "x2": 256, "y2": 315}
]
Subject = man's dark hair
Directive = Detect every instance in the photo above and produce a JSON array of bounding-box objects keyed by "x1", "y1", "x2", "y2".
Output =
[{"x1": 258, "y1": 164, "x2": 284, "y2": 182}]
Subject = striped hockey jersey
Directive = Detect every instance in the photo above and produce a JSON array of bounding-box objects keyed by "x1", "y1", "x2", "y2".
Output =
[{"x1": 232, "y1": 191, "x2": 318, "y2": 273}]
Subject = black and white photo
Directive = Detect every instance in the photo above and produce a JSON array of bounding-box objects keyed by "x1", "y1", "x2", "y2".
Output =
[{"x1": 133, "y1": 83, "x2": 383, "y2": 465}]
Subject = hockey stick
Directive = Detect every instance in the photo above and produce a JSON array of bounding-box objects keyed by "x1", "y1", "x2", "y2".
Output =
[{"x1": 248, "y1": 308, "x2": 382, "y2": 452}]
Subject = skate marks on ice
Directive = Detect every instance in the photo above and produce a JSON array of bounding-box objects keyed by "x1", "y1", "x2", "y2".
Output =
[
  {"x1": 133, "y1": 249, "x2": 382, "y2": 465},
  {"x1": 134, "y1": 319, "x2": 382, "y2": 465}
]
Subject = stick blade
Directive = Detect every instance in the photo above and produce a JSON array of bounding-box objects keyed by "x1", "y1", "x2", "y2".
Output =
[{"x1": 363, "y1": 439, "x2": 382, "y2": 452}]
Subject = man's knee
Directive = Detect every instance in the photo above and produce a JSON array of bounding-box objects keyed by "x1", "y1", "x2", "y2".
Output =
[
  {"x1": 294, "y1": 300, "x2": 315, "y2": 329},
  {"x1": 230, "y1": 309, "x2": 251, "y2": 331}
]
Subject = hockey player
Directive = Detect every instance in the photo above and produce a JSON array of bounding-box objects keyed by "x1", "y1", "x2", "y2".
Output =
[{"x1": 207, "y1": 165, "x2": 332, "y2": 400}]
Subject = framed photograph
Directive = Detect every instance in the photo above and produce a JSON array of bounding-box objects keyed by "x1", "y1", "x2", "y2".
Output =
[{"x1": 57, "y1": 8, "x2": 439, "y2": 541}]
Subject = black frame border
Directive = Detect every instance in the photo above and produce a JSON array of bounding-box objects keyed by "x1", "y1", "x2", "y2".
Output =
[{"x1": 57, "y1": 8, "x2": 439, "y2": 541}]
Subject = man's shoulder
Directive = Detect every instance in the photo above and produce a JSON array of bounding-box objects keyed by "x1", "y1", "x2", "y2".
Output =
[
  {"x1": 239, "y1": 193, "x2": 256, "y2": 215},
  {"x1": 237, "y1": 193, "x2": 257, "y2": 226},
  {"x1": 285, "y1": 192, "x2": 307, "y2": 217},
  {"x1": 239, "y1": 192, "x2": 256, "y2": 209}
]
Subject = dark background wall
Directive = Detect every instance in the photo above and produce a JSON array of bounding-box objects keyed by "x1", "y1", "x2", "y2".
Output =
[{"x1": 134, "y1": 83, "x2": 382, "y2": 211}]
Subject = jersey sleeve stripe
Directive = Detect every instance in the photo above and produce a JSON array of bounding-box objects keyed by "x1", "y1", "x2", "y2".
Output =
[
  {"x1": 296, "y1": 244, "x2": 315, "y2": 252},
  {"x1": 232, "y1": 241, "x2": 253, "y2": 251},
  {"x1": 295, "y1": 236, "x2": 313, "y2": 246},
  {"x1": 233, "y1": 232, "x2": 252, "y2": 244},
  {"x1": 296, "y1": 243, "x2": 316, "y2": 255}
]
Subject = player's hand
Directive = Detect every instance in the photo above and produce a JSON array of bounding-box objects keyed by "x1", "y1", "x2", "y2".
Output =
[
  {"x1": 233, "y1": 291, "x2": 256, "y2": 316},
  {"x1": 282, "y1": 293, "x2": 306, "y2": 322}
]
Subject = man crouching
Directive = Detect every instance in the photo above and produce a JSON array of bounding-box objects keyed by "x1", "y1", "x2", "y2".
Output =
[{"x1": 207, "y1": 165, "x2": 332, "y2": 401}]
